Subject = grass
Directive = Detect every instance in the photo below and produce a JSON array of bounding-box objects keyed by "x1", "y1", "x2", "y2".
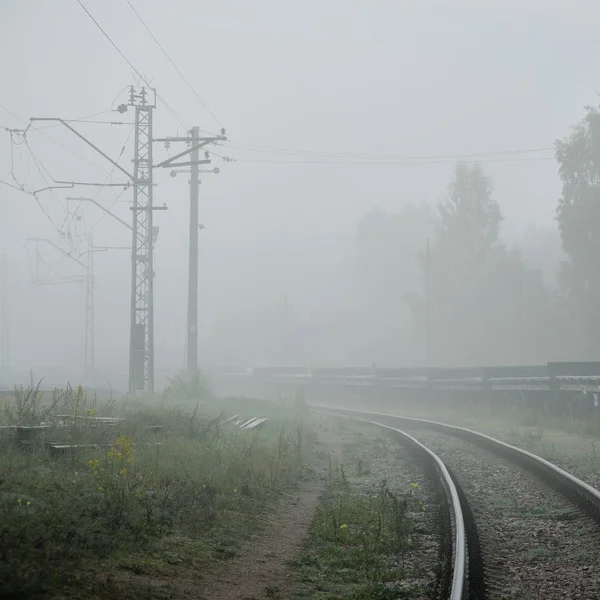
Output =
[
  {"x1": 523, "y1": 547, "x2": 554, "y2": 561},
  {"x1": 0, "y1": 383, "x2": 311, "y2": 598},
  {"x1": 492, "y1": 496, "x2": 578, "y2": 521},
  {"x1": 290, "y1": 457, "x2": 429, "y2": 599}
]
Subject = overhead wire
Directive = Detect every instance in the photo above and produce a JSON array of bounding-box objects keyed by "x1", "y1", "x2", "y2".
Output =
[
  {"x1": 79, "y1": 121, "x2": 135, "y2": 217},
  {"x1": 125, "y1": 0, "x2": 222, "y2": 130},
  {"x1": 76, "y1": 1, "x2": 193, "y2": 134},
  {"x1": 224, "y1": 141, "x2": 554, "y2": 161},
  {"x1": 23, "y1": 138, "x2": 73, "y2": 242},
  {"x1": 8, "y1": 130, "x2": 26, "y2": 190},
  {"x1": 153, "y1": 89, "x2": 190, "y2": 131},
  {"x1": 230, "y1": 155, "x2": 556, "y2": 166},
  {"x1": 0, "y1": 178, "x2": 28, "y2": 193},
  {"x1": 76, "y1": 0, "x2": 143, "y2": 80},
  {"x1": 0, "y1": 103, "x2": 25, "y2": 126},
  {"x1": 83, "y1": 123, "x2": 136, "y2": 234}
]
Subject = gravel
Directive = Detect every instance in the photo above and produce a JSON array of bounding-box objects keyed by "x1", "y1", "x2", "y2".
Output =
[{"x1": 402, "y1": 429, "x2": 600, "y2": 600}]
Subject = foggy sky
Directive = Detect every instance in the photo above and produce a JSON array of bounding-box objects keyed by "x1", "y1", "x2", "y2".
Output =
[{"x1": 1, "y1": 0, "x2": 598, "y2": 387}]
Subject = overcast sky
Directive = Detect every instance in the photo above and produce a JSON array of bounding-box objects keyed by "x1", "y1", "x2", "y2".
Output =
[{"x1": 1, "y1": 0, "x2": 599, "y2": 384}]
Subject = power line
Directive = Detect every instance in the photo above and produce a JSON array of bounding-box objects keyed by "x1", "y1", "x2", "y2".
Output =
[
  {"x1": 225, "y1": 141, "x2": 555, "y2": 161},
  {"x1": 75, "y1": 1, "x2": 193, "y2": 133},
  {"x1": 125, "y1": 0, "x2": 222, "y2": 129},
  {"x1": 0, "y1": 103, "x2": 25, "y2": 125},
  {"x1": 76, "y1": 0, "x2": 143, "y2": 80},
  {"x1": 80, "y1": 122, "x2": 135, "y2": 223},
  {"x1": 231, "y1": 155, "x2": 556, "y2": 166},
  {"x1": 154, "y1": 90, "x2": 190, "y2": 131},
  {"x1": 0, "y1": 178, "x2": 28, "y2": 193},
  {"x1": 23, "y1": 139, "x2": 73, "y2": 241}
]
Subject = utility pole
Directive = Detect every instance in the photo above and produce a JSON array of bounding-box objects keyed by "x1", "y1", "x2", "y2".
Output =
[
  {"x1": 1, "y1": 254, "x2": 9, "y2": 369},
  {"x1": 424, "y1": 238, "x2": 430, "y2": 365},
  {"x1": 84, "y1": 235, "x2": 94, "y2": 384},
  {"x1": 32, "y1": 87, "x2": 160, "y2": 396},
  {"x1": 155, "y1": 127, "x2": 226, "y2": 393},
  {"x1": 283, "y1": 291, "x2": 289, "y2": 366},
  {"x1": 30, "y1": 86, "x2": 228, "y2": 396},
  {"x1": 187, "y1": 126, "x2": 200, "y2": 386}
]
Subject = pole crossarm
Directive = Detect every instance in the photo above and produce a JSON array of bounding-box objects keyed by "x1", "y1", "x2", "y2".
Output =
[
  {"x1": 154, "y1": 141, "x2": 212, "y2": 168},
  {"x1": 93, "y1": 245, "x2": 131, "y2": 251},
  {"x1": 166, "y1": 159, "x2": 211, "y2": 168},
  {"x1": 29, "y1": 118, "x2": 134, "y2": 180},
  {"x1": 57, "y1": 180, "x2": 130, "y2": 188},
  {"x1": 129, "y1": 205, "x2": 167, "y2": 212},
  {"x1": 154, "y1": 135, "x2": 226, "y2": 169},
  {"x1": 154, "y1": 135, "x2": 226, "y2": 143}
]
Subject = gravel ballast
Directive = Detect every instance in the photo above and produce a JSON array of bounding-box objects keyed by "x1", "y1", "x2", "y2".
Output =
[{"x1": 403, "y1": 429, "x2": 600, "y2": 600}]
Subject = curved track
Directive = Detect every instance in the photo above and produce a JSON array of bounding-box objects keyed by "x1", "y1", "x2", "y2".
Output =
[
  {"x1": 315, "y1": 405, "x2": 600, "y2": 599},
  {"x1": 317, "y1": 410, "x2": 474, "y2": 600}
]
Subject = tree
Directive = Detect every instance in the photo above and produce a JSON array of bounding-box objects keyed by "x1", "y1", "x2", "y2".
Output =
[
  {"x1": 353, "y1": 203, "x2": 435, "y2": 363},
  {"x1": 555, "y1": 105, "x2": 600, "y2": 356},
  {"x1": 434, "y1": 162, "x2": 502, "y2": 272},
  {"x1": 428, "y1": 163, "x2": 503, "y2": 363}
]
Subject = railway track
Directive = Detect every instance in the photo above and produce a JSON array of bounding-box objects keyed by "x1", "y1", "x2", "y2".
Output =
[
  {"x1": 315, "y1": 405, "x2": 600, "y2": 599},
  {"x1": 317, "y1": 410, "x2": 475, "y2": 600}
]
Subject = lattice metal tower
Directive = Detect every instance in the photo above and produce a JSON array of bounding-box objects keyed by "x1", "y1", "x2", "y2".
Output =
[{"x1": 128, "y1": 87, "x2": 156, "y2": 395}]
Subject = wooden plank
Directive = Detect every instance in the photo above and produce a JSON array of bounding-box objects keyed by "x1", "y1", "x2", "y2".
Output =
[
  {"x1": 245, "y1": 417, "x2": 268, "y2": 430},
  {"x1": 238, "y1": 417, "x2": 259, "y2": 429}
]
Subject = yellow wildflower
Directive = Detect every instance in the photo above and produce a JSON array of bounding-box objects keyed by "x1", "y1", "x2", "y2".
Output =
[
  {"x1": 97, "y1": 486, "x2": 104, "y2": 493},
  {"x1": 340, "y1": 524, "x2": 348, "y2": 529}
]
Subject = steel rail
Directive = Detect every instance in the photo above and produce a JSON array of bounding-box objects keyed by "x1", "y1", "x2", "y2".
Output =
[
  {"x1": 313, "y1": 405, "x2": 600, "y2": 525},
  {"x1": 316, "y1": 409, "x2": 469, "y2": 600}
]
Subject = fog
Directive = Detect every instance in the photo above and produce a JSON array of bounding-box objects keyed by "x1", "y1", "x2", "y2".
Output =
[{"x1": 1, "y1": 0, "x2": 599, "y2": 390}]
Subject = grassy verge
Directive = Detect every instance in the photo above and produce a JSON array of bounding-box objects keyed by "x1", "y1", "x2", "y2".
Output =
[
  {"x1": 290, "y1": 421, "x2": 433, "y2": 600},
  {"x1": 0, "y1": 385, "x2": 312, "y2": 598}
]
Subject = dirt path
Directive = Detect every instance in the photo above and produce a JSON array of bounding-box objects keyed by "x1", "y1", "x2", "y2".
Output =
[{"x1": 197, "y1": 422, "x2": 344, "y2": 600}]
